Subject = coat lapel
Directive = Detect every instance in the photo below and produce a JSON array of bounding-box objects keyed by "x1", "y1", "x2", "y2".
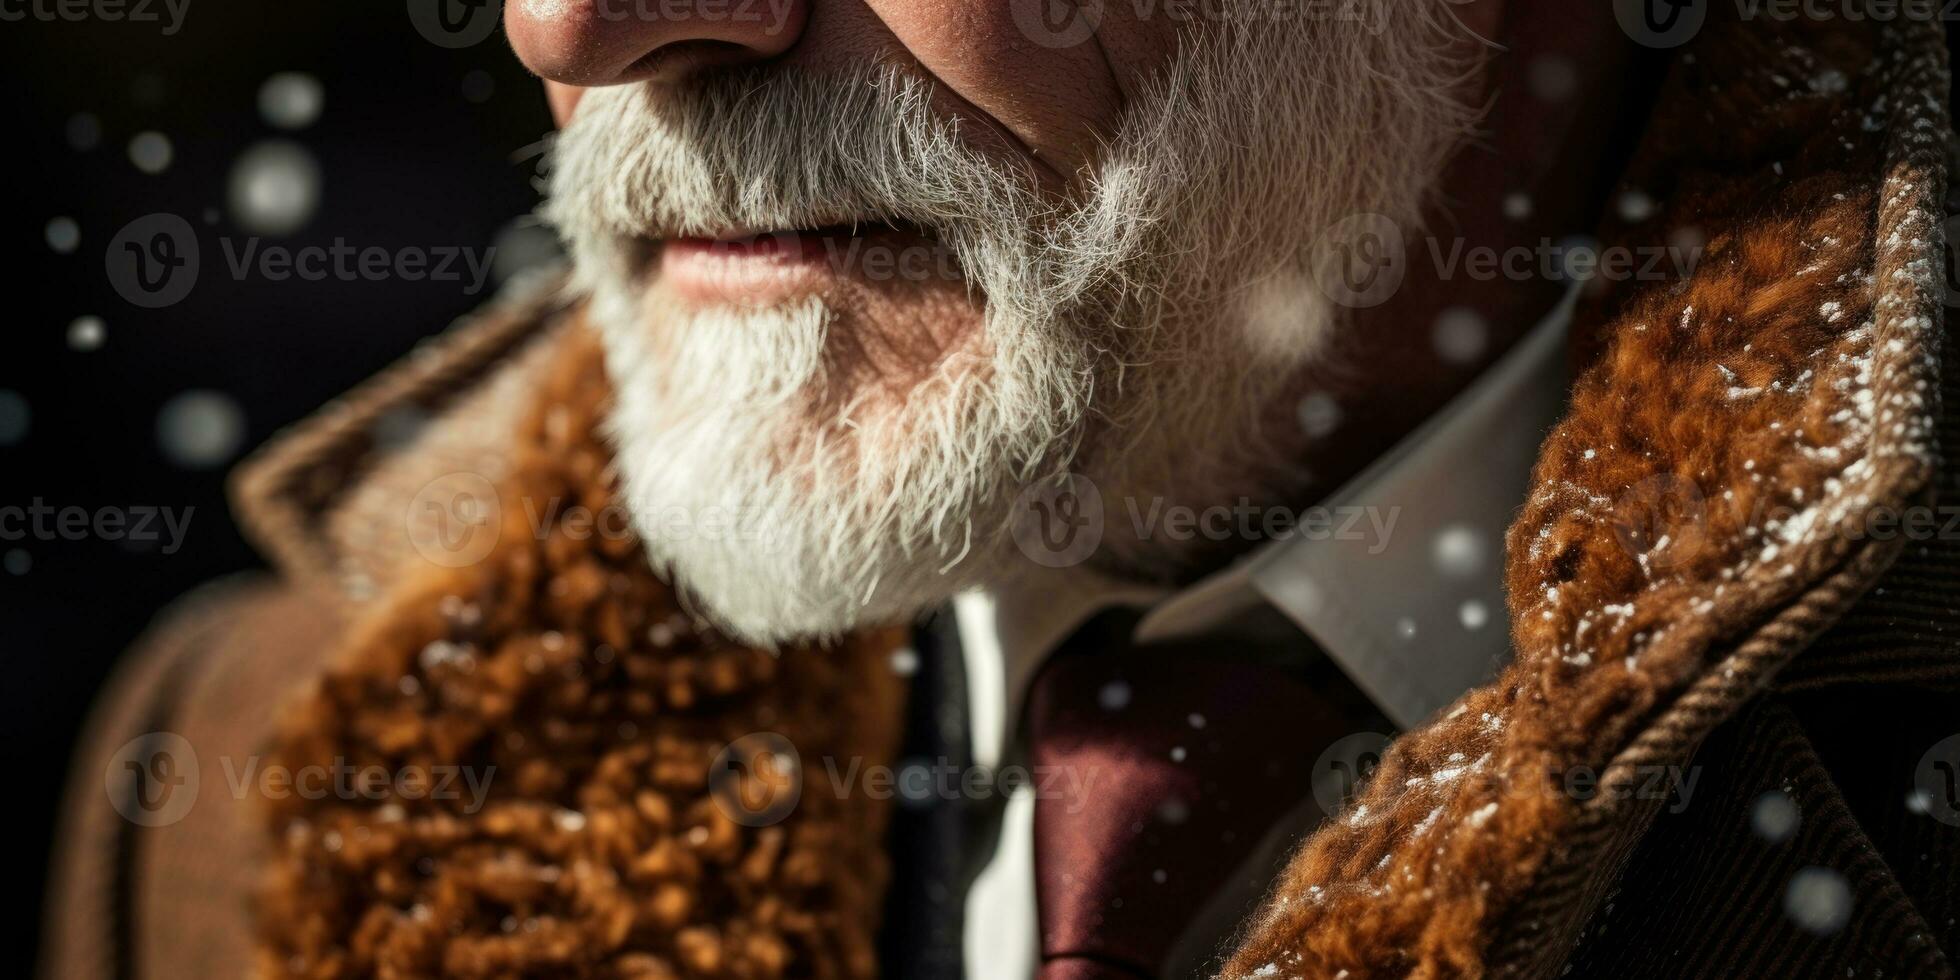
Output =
[{"x1": 1218, "y1": 10, "x2": 1948, "y2": 979}]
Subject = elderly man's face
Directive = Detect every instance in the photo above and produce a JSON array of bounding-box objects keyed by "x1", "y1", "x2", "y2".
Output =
[
  {"x1": 511, "y1": 1, "x2": 1245, "y2": 389},
  {"x1": 512, "y1": 1, "x2": 1484, "y2": 644}
]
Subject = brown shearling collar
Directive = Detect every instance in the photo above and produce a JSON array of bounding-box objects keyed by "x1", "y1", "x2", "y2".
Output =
[
  {"x1": 1219, "y1": 10, "x2": 1950, "y2": 979},
  {"x1": 232, "y1": 8, "x2": 1952, "y2": 978}
]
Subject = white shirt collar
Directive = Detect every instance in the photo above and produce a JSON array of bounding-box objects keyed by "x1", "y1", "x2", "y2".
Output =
[{"x1": 957, "y1": 287, "x2": 1575, "y2": 762}]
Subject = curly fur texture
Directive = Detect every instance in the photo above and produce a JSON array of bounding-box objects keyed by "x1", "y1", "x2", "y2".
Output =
[
  {"x1": 1215, "y1": 11, "x2": 1947, "y2": 980},
  {"x1": 255, "y1": 330, "x2": 908, "y2": 979}
]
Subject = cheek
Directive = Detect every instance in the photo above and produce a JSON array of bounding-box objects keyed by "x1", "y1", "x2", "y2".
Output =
[{"x1": 860, "y1": 0, "x2": 1128, "y2": 174}]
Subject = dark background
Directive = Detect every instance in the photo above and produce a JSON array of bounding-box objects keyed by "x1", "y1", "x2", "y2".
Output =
[{"x1": 1, "y1": 0, "x2": 555, "y2": 964}]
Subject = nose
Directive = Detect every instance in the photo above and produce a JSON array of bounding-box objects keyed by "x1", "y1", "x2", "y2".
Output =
[{"x1": 506, "y1": 0, "x2": 810, "y2": 88}]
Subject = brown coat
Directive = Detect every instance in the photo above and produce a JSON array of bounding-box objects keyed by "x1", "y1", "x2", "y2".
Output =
[{"x1": 41, "y1": 9, "x2": 1960, "y2": 980}]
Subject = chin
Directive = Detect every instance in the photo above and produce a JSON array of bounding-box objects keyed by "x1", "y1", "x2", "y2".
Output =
[
  {"x1": 591, "y1": 277, "x2": 1035, "y2": 646},
  {"x1": 587, "y1": 271, "x2": 1309, "y2": 647},
  {"x1": 545, "y1": 15, "x2": 1481, "y2": 641}
]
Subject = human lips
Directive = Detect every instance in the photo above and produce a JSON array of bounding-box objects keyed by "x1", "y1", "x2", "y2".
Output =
[{"x1": 657, "y1": 220, "x2": 959, "y2": 306}]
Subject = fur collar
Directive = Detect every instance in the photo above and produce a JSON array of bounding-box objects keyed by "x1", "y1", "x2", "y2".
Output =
[
  {"x1": 235, "y1": 9, "x2": 1949, "y2": 979},
  {"x1": 1219, "y1": 11, "x2": 1948, "y2": 979},
  {"x1": 254, "y1": 325, "x2": 911, "y2": 977}
]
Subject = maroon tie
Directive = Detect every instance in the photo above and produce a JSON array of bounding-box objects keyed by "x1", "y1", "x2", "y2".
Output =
[{"x1": 1024, "y1": 611, "x2": 1378, "y2": 978}]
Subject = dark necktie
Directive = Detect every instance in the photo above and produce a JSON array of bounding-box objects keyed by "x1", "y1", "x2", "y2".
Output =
[{"x1": 1024, "y1": 608, "x2": 1383, "y2": 978}]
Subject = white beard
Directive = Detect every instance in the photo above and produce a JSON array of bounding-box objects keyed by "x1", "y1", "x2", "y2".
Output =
[{"x1": 545, "y1": 3, "x2": 1479, "y2": 645}]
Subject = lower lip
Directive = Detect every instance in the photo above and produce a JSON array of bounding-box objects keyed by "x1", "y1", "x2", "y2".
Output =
[
  {"x1": 657, "y1": 225, "x2": 939, "y2": 306},
  {"x1": 659, "y1": 233, "x2": 826, "y2": 306}
]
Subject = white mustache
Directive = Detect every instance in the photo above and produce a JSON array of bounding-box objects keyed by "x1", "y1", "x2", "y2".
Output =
[{"x1": 545, "y1": 65, "x2": 1049, "y2": 250}]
